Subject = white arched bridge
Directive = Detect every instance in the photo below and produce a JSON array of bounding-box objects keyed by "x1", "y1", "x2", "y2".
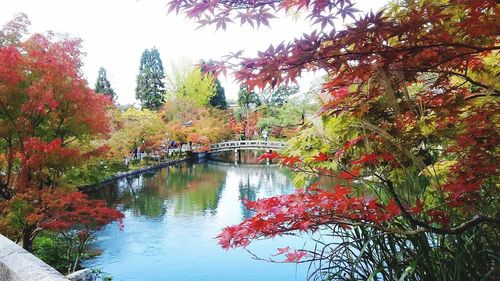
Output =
[
  {"x1": 131, "y1": 140, "x2": 287, "y2": 164},
  {"x1": 206, "y1": 140, "x2": 287, "y2": 164},
  {"x1": 209, "y1": 140, "x2": 287, "y2": 154}
]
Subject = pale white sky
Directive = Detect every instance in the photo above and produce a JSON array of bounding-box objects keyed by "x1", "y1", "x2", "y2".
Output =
[{"x1": 0, "y1": 0, "x2": 388, "y2": 105}]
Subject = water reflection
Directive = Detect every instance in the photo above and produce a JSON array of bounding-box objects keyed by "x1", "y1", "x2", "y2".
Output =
[{"x1": 86, "y1": 158, "x2": 308, "y2": 281}]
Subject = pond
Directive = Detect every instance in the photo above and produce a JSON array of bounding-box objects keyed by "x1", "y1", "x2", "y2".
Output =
[{"x1": 86, "y1": 151, "x2": 312, "y2": 281}]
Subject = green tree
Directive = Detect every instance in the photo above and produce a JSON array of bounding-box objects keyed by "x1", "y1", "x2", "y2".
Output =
[
  {"x1": 135, "y1": 48, "x2": 165, "y2": 110},
  {"x1": 94, "y1": 67, "x2": 116, "y2": 101},
  {"x1": 237, "y1": 84, "x2": 260, "y2": 110},
  {"x1": 107, "y1": 108, "x2": 166, "y2": 160},
  {"x1": 257, "y1": 96, "x2": 318, "y2": 138},
  {"x1": 258, "y1": 85, "x2": 299, "y2": 107},
  {"x1": 166, "y1": 64, "x2": 215, "y2": 106},
  {"x1": 236, "y1": 84, "x2": 262, "y2": 139}
]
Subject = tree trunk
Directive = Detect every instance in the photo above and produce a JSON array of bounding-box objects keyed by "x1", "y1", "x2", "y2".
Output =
[
  {"x1": 21, "y1": 225, "x2": 36, "y2": 252},
  {"x1": 66, "y1": 239, "x2": 73, "y2": 274},
  {"x1": 72, "y1": 244, "x2": 83, "y2": 273}
]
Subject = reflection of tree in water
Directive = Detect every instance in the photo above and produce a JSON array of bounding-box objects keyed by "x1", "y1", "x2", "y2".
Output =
[
  {"x1": 87, "y1": 181, "x2": 120, "y2": 203},
  {"x1": 100, "y1": 172, "x2": 167, "y2": 218},
  {"x1": 162, "y1": 164, "x2": 226, "y2": 215},
  {"x1": 238, "y1": 176, "x2": 257, "y2": 219},
  {"x1": 235, "y1": 165, "x2": 294, "y2": 219},
  {"x1": 89, "y1": 163, "x2": 226, "y2": 218},
  {"x1": 89, "y1": 162, "x2": 296, "y2": 220}
]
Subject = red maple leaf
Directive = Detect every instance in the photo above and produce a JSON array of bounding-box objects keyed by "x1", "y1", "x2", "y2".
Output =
[
  {"x1": 285, "y1": 250, "x2": 308, "y2": 262},
  {"x1": 313, "y1": 152, "x2": 329, "y2": 162}
]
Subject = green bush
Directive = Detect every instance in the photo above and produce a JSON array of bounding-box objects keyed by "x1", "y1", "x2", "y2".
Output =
[
  {"x1": 129, "y1": 158, "x2": 141, "y2": 165},
  {"x1": 33, "y1": 232, "x2": 104, "y2": 275},
  {"x1": 33, "y1": 233, "x2": 73, "y2": 273}
]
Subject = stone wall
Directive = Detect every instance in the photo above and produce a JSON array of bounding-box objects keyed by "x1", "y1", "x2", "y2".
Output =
[{"x1": 0, "y1": 234, "x2": 69, "y2": 281}]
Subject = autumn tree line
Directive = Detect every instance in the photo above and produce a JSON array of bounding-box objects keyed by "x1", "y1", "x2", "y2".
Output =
[{"x1": 92, "y1": 49, "x2": 317, "y2": 176}]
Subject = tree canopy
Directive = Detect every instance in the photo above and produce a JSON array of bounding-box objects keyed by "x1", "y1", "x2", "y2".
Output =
[
  {"x1": 210, "y1": 79, "x2": 228, "y2": 109},
  {"x1": 166, "y1": 64, "x2": 215, "y2": 106},
  {"x1": 237, "y1": 84, "x2": 261, "y2": 110}
]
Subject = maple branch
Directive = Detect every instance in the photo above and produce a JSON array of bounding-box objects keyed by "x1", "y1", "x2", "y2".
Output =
[
  {"x1": 0, "y1": 100, "x2": 22, "y2": 142},
  {"x1": 245, "y1": 43, "x2": 499, "y2": 73},
  {"x1": 443, "y1": 71, "x2": 499, "y2": 95},
  {"x1": 415, "y1": 69, "x2": 500, "y2": 95}
]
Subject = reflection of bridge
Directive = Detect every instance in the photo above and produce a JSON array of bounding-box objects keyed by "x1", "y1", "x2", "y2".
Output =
[
  {"x1": 209, "y1": 140, "x2": 287, "y2": 153},
  {"x1": 208, "y1": 140, "x2": 287, "y2": 164}
]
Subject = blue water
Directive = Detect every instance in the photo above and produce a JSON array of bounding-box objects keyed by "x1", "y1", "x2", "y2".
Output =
[{"x1": 86, "y1": 161, "x2": 312, "y2": 281}]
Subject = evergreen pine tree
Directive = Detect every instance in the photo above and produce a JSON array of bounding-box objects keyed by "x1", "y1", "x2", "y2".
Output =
[
  {"x1": 135, "y1": 48, "x2": 165, "y2": 110},
  {"x1": 94, "y1": 67, "x2": 116, "y2": 101},
  {"x1": 136, "y1": 49, "x2": 151, "y2": 106},
  {"x1": 209, "y1": 79, "x2": 228, "y2": 109}
]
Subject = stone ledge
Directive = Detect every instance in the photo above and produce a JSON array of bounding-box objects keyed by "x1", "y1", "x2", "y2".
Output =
[
  {"x1": 0, "y1": 234, "x2": 69, "y2": 281},
  {"x1": 66, "y1": 269, "x2": 93, "y2": 281}
]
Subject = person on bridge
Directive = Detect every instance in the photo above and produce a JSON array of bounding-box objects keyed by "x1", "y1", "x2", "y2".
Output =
[{"x1": 262, "y1": 130, "x2": 269, "y2": 142}]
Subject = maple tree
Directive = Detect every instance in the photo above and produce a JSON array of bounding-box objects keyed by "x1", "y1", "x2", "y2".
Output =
[
  {"x1": 22, "y1": 190, "x2": 123, "y2": 273},
  {"x1": 0, "y1": 14, "x2": 122, "y2": 253},
  {"x1": 171, "y1": 0, "x2": 499, "y2": 279}
]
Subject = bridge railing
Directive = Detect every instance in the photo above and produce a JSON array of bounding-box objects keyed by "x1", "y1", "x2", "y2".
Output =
[{"x1": 209, "y1": 140, "x2": 287, "y2": 152}]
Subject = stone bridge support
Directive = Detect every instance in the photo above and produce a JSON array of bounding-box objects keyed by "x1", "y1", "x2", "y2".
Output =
[{"x1": 234, "y1": 148, "x2": 241, "y2": 164}]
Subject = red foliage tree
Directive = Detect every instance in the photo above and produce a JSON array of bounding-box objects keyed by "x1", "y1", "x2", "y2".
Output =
[
  {"x1": 0, "y1": 14, "x2": 115, "y2": 251},
  {"x1": 172, "y1": 0, "x2": 499, "y2": 279},
  {"x1": 27, "y1": 190, "x2": 123, "y2": 273}
]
